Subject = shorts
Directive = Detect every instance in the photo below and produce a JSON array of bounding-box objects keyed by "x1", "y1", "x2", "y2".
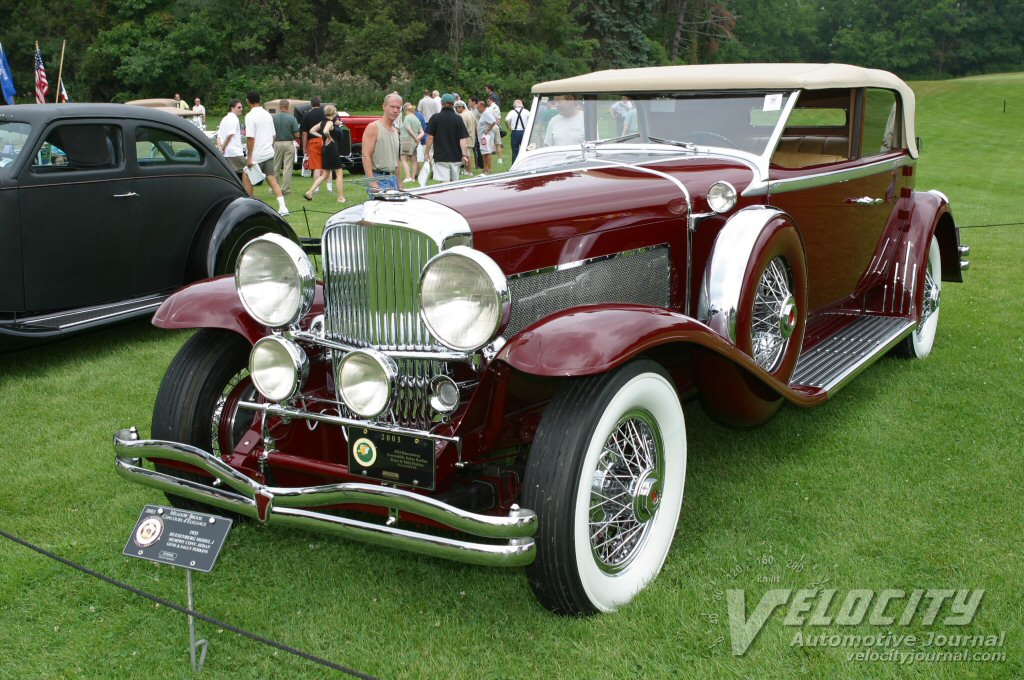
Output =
[
  {"x1": 416, "y1": 145, "x2": 426, "y2": 163},
  {"x1": 253, "y1": 157, "x2": 276, "y2": 179},
  {"x1": 306, "y1": 137, "x2": 323, "y2": 170},
  {"x1": 432, "y1": 161, "x2": 462, "y2": 182},
  {"x1": 225, "y1": 155, "x2": 245, "y2": 173},
  {"x1": 400, "y1": 138, "x2": 417, "y2": 156}
]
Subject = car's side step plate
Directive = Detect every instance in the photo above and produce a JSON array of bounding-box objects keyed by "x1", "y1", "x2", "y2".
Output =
[
  {"x1": 791, "y1": 315, "x2": 915, "y2": 393},
  {"x1": 8, "y1": 295, "x2": 167, "y2": 333}
]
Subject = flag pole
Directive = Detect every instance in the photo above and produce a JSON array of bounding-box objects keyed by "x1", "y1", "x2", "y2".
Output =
[{"x1": 54, "y1": 40, "x2": 66, "y2": 103}]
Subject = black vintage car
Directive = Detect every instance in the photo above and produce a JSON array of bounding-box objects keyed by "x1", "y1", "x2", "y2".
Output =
[{"x1": 0, "y1": 104, "x2": 304, "y2": 349}]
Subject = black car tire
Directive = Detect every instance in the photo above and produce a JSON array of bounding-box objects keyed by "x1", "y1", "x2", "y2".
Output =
[
  {"x1": 523, "y1": 359, "x2": 686, "y2": 616},
  {"x1": 151, "y1": 329, "x2": 256, "y2": 513}
]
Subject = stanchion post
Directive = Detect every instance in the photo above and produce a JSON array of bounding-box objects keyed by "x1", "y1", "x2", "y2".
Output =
[{"x1": 187, "y1": 569, "x2": 209, "y2": 672}]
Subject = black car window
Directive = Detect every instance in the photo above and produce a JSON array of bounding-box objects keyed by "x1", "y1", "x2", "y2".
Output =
[
  {"x1": 0, "y1": 122, "x2": 32, "y2": 170},
  {"x1": 31, "y1": 124, "x2": 122, "y2": 173},
  {"x1": 136, "y1": 126, "x2": 204, "y2": 165}
]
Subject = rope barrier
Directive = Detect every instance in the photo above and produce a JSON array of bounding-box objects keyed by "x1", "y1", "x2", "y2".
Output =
[{"x1": 0, "y1": 527, "x2": 378, "y2": 679}]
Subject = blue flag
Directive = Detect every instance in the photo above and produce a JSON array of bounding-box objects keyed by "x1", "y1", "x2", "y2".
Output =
[{"x1": 0, "y1": 41, "x2": 16, "y2": 105}]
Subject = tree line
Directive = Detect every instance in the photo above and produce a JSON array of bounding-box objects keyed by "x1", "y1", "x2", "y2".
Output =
[{"x1": 2, "y1": 0, "x2": 1021, "y2": 111}]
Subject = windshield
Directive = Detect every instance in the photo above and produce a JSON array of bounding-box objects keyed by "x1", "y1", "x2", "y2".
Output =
[
  {"x1": 526, "y1": 92, "x2": 793, "y2": 157},
  {"x1": 0, "y1": 122, "x2": 32, "y2": 170}
]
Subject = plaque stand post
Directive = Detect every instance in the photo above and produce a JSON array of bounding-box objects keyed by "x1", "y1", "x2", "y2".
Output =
[{"x1": 187, "y1": 569, "x2": 208, "y2": 673}]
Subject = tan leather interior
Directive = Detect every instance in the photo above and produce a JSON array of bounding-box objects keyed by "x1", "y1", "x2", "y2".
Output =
[{"x1": 771, "y1": 135, "x2": 848, "y2": 168}]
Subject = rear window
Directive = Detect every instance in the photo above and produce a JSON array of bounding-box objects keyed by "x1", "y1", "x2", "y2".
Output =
[{"x1": 136, "y1": 126, "x2": 204, "y2": 165}]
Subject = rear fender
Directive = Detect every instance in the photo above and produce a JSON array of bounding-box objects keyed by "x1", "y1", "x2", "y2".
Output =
[
  {"x1": 920, "y1": 190, "x2": 963, "y2": 284},
  {"x1": 494, "y1": 305, "x2": 824, "y2": 407},
  {"x1": 152, "y1": 275, "x2": 325, "y2": 344},
  {"x1": 185, "y1": 197, "x2": 299, "y2": 281}
]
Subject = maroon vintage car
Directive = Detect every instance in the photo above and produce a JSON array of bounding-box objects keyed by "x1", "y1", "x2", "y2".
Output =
[{"x1": 115, "y1": 64, "x2": 968, "y2": 615}]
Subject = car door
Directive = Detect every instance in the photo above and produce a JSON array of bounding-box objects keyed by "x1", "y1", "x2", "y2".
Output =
[
  {"x1": 767, "y1": 89, "x2": 903, "y2": 312},
  {"x1": 18, "y1": 121, "x2": 134, "y2": 312},
  {"x1": 128, "y1": 121, "x2": 243, "y2": 295}
]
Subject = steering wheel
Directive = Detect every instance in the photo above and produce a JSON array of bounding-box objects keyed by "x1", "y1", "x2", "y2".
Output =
[{"x1": 684, "y1": 130, "x2": 740, "y2": 149}]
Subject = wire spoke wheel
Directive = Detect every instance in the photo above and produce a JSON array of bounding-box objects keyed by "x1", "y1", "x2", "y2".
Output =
[
  {"x1": 523, "y1": 360, "x2": 686, "y2": 615},
  {"x1": 750, "y1": 256, "x2": 796, "y2": 372},
  {"x1": 589, "y1": 411, "x2": 664, "y2": 573}
]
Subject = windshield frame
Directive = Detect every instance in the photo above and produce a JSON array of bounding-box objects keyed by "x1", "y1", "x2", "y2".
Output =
[{"x1": 516, "y1": 90, "x2": 800, "y2": 180}]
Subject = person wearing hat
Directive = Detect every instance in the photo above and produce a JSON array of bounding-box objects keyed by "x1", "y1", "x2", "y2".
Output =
[{"x1": 424, "y1": 93, "x2": 470, "y2": 183}]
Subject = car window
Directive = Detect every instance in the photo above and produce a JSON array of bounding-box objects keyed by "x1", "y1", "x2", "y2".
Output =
[
  {"x1": 862, "y1": 88, "x2": 900, "y2": 156},
  {"x1": 31, "y1": 124, "x2": 122, "y2": 173},
  {"x1": 771, "y1": 89, "x2": 851, "y2": 169},
  {"x1": 136, "y1": 126, "x2": 204, "y2": 165},
  {"x1": 0, "y1": 122, "x2": 32, "y2": 170}
]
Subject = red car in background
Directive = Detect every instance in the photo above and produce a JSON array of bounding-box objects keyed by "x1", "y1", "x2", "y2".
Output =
[{"x1": 116, "y1": 64, "x2": 969, "y2": 615}]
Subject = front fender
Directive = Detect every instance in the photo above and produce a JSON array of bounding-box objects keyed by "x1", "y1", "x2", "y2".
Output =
[
  {"x1": 185, "y1": 197, "x2": 300, "y2": 281},
  {"x1": 152, "y1": 275, "x2": 325, "y2": 344},
  {"x1": 494, "y1": 304, "x2": 824, "y2": 407}
]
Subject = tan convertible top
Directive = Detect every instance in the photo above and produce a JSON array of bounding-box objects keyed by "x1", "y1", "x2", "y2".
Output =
[{"x1": 533, "y1": 63, "x2": 918, "y2": 157}]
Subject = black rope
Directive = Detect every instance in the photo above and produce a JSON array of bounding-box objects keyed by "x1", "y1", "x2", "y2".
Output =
[
  {"x1": 0, "y1": 527, "x2": 377, "y2": 679},
  {"x1": 959, "y1": 221, "x2": 1024, "y2": 229}
]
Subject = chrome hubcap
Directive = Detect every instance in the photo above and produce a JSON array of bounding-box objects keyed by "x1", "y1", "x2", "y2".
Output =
[
  {"x1": 751, "y1": 256, "x2": 795, "y2": 372},
  {"x1": 589, "y1": 411, "x2": 664, "y2": 573}
]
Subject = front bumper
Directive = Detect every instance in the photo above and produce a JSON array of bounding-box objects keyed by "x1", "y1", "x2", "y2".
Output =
[{"x1": 113, "y1": 428, "x2": 536, "y2": 568}]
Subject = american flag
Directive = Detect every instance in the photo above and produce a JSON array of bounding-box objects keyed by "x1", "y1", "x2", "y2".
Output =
[{"x1": 34, "y1": 47, "x2": 49, "y2": 104}]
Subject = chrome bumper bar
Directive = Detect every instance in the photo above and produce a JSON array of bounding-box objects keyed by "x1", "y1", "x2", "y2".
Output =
[{"x1": 113, "y1": 428, "x2": 536, "y2": 567}]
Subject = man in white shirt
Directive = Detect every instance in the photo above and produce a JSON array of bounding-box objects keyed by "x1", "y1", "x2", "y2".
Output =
[
  {"x1": 418, "y1": 89, "x2": 440, "y2": 122},
  {"x1": 244, "y1": 90, "x2": 289, "y2": 215},
  {"x1": 504, "y1": 99, "x2": 530, "y2": 163},
  {"x1": 544, "y1": 95, "x2": 585, "y2": 147},
  {"x1": 217, "y1": 99, "x2": 246, "y2": 175},
  {"x1": 193, "y1": 97, "x2": 207, "y2": 128}
]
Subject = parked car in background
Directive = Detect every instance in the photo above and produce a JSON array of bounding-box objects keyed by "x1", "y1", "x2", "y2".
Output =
[
  {"x1": 115, "y1": 64, "x2": 969, "y2": 615},
  {"x1": 266, "y1": 98, "x2": 375, "y2": 171},
  {"x1": 126, "y1": 98, "x2": 212, "y2": 137},
  {"x1": 0, "y1": 104, "x2": 306, "y2": 350}
]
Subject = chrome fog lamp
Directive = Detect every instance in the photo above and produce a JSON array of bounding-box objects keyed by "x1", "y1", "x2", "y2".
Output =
[
  {"x1": 236, "y1": 233, "x2": 315, "y2": 328},
  {"x1": 707, "y1": 181, "x2": 738, "y2": 214},
  {"x1": 430, "y1": 375, "x2": 460, "y2": 413},
  {"x1": 337, "y1": 350, "x2": 398, "y2": 418},
  {"x1": 249, "y1": 336, "x2": 309, "y2": 402},
  {"x1": 419, "y1": 247, "x2": 510, "y2": 352}
]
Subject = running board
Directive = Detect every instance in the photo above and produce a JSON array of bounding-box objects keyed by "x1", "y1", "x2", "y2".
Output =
[
  {"x1": 791, "y1": 316, "x2": 915, "y2": 394},
  {"x1": 0, "y1": 294, "x2": 168, "y2": 338}
]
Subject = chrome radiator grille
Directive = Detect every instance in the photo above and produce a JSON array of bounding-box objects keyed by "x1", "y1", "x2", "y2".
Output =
[
  {"x1": 505, "y1": 246, "x2": 671, "y2": 338},
  {"x1": 323, "y1": 223, "x2": 441, "y2": 350},
  {"x1": 323, "y1": 223, "x2": 445, "y2": 429}
]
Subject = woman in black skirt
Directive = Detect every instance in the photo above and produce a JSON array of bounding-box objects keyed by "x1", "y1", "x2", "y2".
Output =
[{"x1": 304, "y1": 105, "x2": 346, "y2": 202}]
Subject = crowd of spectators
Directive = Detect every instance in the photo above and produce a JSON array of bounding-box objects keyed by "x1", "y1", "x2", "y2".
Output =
[{"x1": 192, "y1": 83, "x2": 535, "y2": 203}]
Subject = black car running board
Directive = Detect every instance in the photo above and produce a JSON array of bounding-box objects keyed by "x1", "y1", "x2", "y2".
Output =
[{"x1": 0, "y1": 294, "x2": 168, "y2": 337}]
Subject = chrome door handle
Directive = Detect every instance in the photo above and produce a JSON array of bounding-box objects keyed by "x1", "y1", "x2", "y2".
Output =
[
  {"x1": 113, "y1": 192, "x2": 140, "y2": 198},
  {"x1": 845, "y1": 196, "x2": 883, "y2": 206}
]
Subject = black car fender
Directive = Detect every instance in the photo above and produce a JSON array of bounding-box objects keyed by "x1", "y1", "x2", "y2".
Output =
[{"x1": 184, "y1": 196, "x2": 299, "y2": 280}]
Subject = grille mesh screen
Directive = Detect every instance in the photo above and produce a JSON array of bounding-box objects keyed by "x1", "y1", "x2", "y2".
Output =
[{"x1": 505, "y1": 247, "x2": 671, "y2": 338}]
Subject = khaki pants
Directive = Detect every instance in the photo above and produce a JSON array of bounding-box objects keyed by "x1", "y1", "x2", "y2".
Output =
[{"x1": 273, "y1": 140, "x2": 295, "y2": 194}]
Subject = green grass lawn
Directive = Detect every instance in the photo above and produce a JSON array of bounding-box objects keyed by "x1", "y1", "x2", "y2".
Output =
[{"x1": 2, "y1": 76, "x2": 1022, "y2": 679}]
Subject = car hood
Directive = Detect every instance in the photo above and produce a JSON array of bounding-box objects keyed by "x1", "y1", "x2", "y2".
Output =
[{"x1": 420, "y1": 155, "x2": 755, "y2": 262}]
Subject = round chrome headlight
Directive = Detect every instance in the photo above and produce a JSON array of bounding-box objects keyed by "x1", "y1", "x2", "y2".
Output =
[
  {"x1": 707, "y1": 181, "x2": 738, "y2": 214},
  {"x1": 249, "y1": 336, "x2": 309, "y2": 402},
  {"x1": 235, "y1": 234, "x2": 315, "y2": 328},
  {"x1": 419, "y1": 247, "x2": 509, "y2": 352},
  {"x1": 337, "y1": 350, "x2": 397, "y2": 418}
]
